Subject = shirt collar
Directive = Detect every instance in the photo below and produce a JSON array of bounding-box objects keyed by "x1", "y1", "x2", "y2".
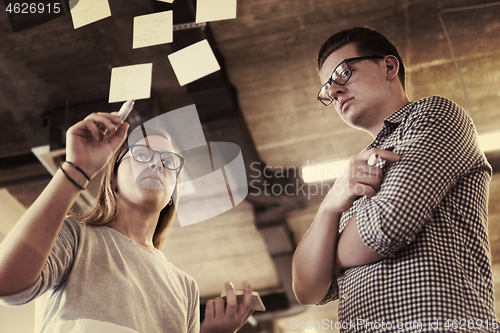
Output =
[
  {"x1": 371, "y1": 101, "x2": 414, "y2": 146},
  {"x1": 384, "y1": 101, "x2": 413, "y2": 125}
]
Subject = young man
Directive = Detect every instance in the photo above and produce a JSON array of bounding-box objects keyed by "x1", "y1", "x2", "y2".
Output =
[{"x1": 292, "y1": 27, "x2": 496, "y2": 331}]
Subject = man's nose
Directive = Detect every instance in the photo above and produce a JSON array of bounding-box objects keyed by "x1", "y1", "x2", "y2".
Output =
[{"x1": 327, "y1": 83, "x2": 346, "y2": 100}]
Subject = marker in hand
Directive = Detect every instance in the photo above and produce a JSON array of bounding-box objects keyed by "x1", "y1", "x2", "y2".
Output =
[
  {"x1": 367, "y1": 153, "x2": 379, "y2": 167},
  {"x1": 103, "y1": 100, "x2": 135, "y2": 142}
]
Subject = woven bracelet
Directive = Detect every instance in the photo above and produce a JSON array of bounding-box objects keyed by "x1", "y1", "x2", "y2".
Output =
[
  {"x1": 65, "y1": 161, "x2": 91, "y2": 181},
  {"x1": 60, "y1": 166, "x2": 86, "y2": 191}
]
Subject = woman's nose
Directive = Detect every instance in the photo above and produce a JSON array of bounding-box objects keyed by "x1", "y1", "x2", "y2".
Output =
[{"x1": 148, "y1": 153, "x2": 163, "y2": 170}]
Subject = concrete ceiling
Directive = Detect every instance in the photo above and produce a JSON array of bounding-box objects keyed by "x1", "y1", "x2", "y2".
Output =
[{"x1": 1, "y1": 0, "x2": 500, "y2": 332}]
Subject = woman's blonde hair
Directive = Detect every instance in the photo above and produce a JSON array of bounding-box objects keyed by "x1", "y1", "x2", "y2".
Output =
[{"x1": 78, "y1": 127, "x2": 181, "y2": 250}]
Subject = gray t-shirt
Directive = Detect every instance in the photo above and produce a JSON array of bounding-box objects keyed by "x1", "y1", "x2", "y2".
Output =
[{"x1": 0, "y1": 216, "x2": 200, "y2": 333}]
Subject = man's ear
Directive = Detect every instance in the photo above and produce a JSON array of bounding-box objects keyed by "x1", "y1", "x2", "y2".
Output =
[{"x1": 385, "y1": 55, "x2": 399, "y2": 82}]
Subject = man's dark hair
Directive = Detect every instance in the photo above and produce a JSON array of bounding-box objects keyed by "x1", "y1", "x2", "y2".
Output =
[{"x1": 318, "y1": 27, "x2": 406, "y2": 91}]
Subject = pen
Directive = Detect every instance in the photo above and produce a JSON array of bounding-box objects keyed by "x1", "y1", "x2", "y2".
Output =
[
  {"x1": 367, "y1": 153, "x2": 379, "y2": 166},
  {"x1": 103, "y1": 100, "x2": 135, "y2": 142}
]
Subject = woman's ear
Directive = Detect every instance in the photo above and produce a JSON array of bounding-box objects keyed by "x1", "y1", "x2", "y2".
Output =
[{"x1": 385, "y1": 55, "x2": 399, "y2": 82}]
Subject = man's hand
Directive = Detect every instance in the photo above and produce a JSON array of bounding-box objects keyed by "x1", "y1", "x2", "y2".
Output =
[
  {"x1": 200, "y1": 281, "x2": 254, "y2": 333},
  {"x1": 323, "y1": 148, "x2": 400, "y2": 214}
]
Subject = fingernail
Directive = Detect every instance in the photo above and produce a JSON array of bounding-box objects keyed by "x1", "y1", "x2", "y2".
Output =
[
  {"x1": 226, "y1": 281, "x2": 234, "y2": 288},
  {"x1": 244, "y1": 280, "x2": 250, "y2": 287}
]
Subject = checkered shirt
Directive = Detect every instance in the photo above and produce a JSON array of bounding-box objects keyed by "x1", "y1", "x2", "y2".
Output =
[{"x1": 319, "y1": 96, "x2": 496, "y2": 332}]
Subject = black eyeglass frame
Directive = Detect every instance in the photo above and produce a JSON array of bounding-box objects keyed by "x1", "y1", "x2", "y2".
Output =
[
  {"x1": 317, "y1": 55, "x2": 385, "y2": 106},
  {"x1": 114, "y1": 144, "x2": 185, "y2": 175}
]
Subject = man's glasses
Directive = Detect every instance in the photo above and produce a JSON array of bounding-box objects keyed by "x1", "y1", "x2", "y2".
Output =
[
  {"x1": 317, "y1": 55, "x2": 385, "y2": 106},
  {"x1": 116, "y1": 145, "x2": 184, "y2": 171}
]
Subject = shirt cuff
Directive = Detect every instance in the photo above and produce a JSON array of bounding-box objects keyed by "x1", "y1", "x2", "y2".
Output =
[
  {"x1": 317, "y1": 278, "x2": 339, "y2": 305},
  {"x1": 356, "y1": 197, "x2": 394, "y2": 257},
  {"x1": 0, "y1": 276, "x2": 42, "y2": 306}
]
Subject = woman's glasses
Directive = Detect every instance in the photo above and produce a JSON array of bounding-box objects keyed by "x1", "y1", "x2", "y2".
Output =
[{"x1": 115, "y1": 144, "x2": 184, "y2": 171}]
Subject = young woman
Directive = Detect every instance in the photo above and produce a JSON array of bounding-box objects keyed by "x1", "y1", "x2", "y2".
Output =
[{"x1": 0, "y1": 111, "x2": 253, "y2": 333}]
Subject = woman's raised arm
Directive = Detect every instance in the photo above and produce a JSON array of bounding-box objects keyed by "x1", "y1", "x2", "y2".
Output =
[{"x1": 0, "y1": 113, "x2": 127, "y2": 296}]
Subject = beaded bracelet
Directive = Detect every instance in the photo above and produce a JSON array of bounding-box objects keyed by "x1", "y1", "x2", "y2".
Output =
[
  {"x1": 60, "y1": 166, "x2": 86, "y2": 191},
  {"x1": 65, "y1": 161, "x2": 91, "y2": 181}
]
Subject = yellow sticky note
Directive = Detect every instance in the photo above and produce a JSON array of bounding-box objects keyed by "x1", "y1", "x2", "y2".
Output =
[
  {"x1": 69, "y1": 0, "x2": 111, "y2": 29},
  {"x1": 108, "y1": 63, "x2": 153, "y2": 103},
  {"x1": 195, "y1": 0, "x2": 237, "y2": 23},
  {"x1": 168, "y1": 40, "x2": 220, "y2": 86},
  {"x1": 133, "y1": 11, "x2": 173, "y2": 49}
]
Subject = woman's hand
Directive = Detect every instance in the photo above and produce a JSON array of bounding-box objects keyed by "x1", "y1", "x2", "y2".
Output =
[
  {"x1": 200, "y1": 281, "x2": 254, "y2": 333},
  {"x1": 65, "y1": 112, "x2": 128, "y2": 179}
]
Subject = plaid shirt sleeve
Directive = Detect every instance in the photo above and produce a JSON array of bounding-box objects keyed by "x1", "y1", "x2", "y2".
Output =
[{"x1": 356, "y1": 97, "x2": 488, "y2": 256}]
